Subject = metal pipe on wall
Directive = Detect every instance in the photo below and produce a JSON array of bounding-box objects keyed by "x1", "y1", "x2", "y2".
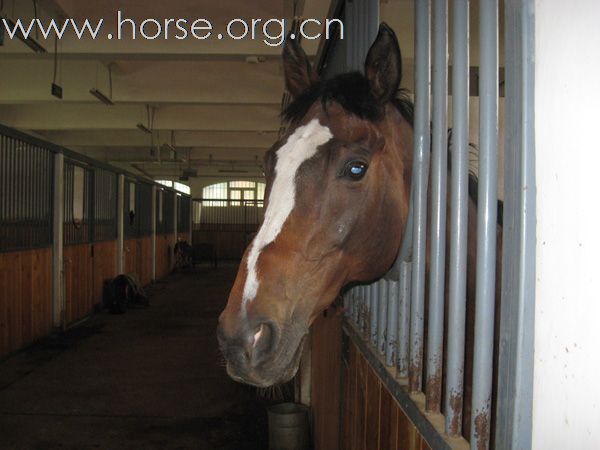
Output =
[
  {"x1": 52, "y1": 152, "x2": 64, "y2": 329},
  {"x1": 377, "y1": 279, "x2": 388, "y2": 355},
  {"x1": 370, "y1": 282, "x2": 379, "y2": 347},
  {"x1": 425, "y1": 0, "x2": 449, "y2": 414},
  {"x1": 366, "y1": 284, "x2": 371, "y2": 336},
  {"x1": 445, "y1": 0, "x2": 470, "y2": 436},
  {"x1": 409, "y1": 0, "x2": 431, "y2": 393},
  {"x1": 151, "y1": 186, "x2": 157, "y2": 281},
  {"x1": 386, "y1": 280, "x2": 399, "y2": 366},
  {"x1": 117, "y1": 174, "x2": 124, "y2": 274},
  {"x1": 398, "y1": 261, "x2": 412, "y2": 378},
  {"x1": 471, "y1": 0, "x2": 499, "y2": 448}
]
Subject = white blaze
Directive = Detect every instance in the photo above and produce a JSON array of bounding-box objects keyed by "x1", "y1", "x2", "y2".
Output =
[{"x1": 242, "y1": 119, "x2": 333, "y2": 305}]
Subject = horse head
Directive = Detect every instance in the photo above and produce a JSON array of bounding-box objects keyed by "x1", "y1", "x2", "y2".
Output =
[{"x1": 217, "y1": 23, "x2": 413, "y2": 387}]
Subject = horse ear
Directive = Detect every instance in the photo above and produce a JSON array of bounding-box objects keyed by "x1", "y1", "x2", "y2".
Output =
[
  {"x1": 364, "y1": 23, "x2": 402, "y2": 103},
  {"x1": 282, "y1": 35, "x2": 318, "y2": 98}
]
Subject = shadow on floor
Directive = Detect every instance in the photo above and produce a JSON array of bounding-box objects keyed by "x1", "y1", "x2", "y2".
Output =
[{"x1": 0, "y1": 265, "x2": 285, "y2": 450}]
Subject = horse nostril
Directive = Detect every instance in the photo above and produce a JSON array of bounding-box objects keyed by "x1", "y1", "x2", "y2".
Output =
[
  {"x1": 248, "y1": 321, "x2": 277, "y2": 366},
  {"x1": 252, "y1": 324, "x2": 264, "y2": 347}
]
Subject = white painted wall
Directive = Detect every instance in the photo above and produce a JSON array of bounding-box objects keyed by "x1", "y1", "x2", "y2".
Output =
[{"x1": 533, "y1": 1, "x2": 600, "y2": 448}]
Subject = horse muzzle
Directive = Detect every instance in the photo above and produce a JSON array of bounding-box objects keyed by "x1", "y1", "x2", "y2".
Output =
[{"x1": 217, "y1": 318, "x2": 308, "y2": 387}]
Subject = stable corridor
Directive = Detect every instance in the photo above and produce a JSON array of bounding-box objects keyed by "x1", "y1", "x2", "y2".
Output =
[{"x1": 0, "y1": 267, "x2": 268, "y2": 450}]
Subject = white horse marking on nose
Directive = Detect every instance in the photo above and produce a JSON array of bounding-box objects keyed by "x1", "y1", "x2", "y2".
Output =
[{"x1": 242, "y1": 119, "x2": 333, "y2": 305}]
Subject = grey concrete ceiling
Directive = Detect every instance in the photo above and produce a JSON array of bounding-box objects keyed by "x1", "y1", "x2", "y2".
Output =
[
  {"x1": 0, "y1": 0, "x2": 330, "y2": 181},
  {"x1": 0, "y1": 0, "x2": 503, "y2": 187}
]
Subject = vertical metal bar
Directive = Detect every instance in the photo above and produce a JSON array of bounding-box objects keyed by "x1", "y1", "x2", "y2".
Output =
[
  {"x1": 151, "y1": 185, "x2": 157, "y2": 281},
  {"x1": 425, "y1": 0, "x2": 448, "y2": 414},
  {"x1": 361, "y1": 286, "x2": 367, "y2": 332},
  {"x1": 409, "y1": 0, "x2": 431, "y2": 393},
  {"x1": 370, "y1": 282, "x2": 379, "y2": 347},
  {"x1": 386, "y1": 280, "x2": 399, "y2": 366},
  {"x1": 173, "y1": 191, "x2": 178, "y2": 269},
  {"x1": 445, "y1": 0, "x2": 470, "y2": 436},
  {"x1": 346, "y1": 0, "x2": 355, "y2": 71},
  {"x1": 377, "y1": 279, "x2": 388, "y2": 355},
  {"x1": 117, "y1": 174, "x2": 124, "y2": 274},
  {"x1": 398, "y1": 261, "x2": 412, "y2": 377},
  {"x1": 363, "y1": 285, "x2": 373, "y2": 341},
  {"x1": 471, "y1": 1, "x2": 499, "y2": 448},
  {"x1": 367, "y1": 0, "x2": 379, "y2": 45},
  {"x1": 495, "y1": 1, "x2": 535, "y2": 448},
  {"x1": 52, "y1": 153, "x2": 65, "y2": 329}
]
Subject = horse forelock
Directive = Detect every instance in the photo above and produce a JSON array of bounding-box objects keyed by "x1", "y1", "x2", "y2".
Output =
[
  {"x1": 241, "y1": 118, "x2": 333, "y2": 306},
  {"x1": 282, "y1": 72, "x2": 414, "y2": 127}
]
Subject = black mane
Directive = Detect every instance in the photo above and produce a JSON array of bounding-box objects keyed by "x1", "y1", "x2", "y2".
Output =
[{"x1": 282, "y1": 71, "x2": 414, "y2": 126}]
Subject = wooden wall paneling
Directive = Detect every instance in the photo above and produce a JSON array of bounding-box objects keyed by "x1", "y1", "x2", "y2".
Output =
[
  {"x1": 365, "y1": 364, "x2": 381, "y2": 449},
  {"x1": 139, "y1": 236, "x2": 153, "y2": 285},
  {"x1": 337, "y1": 339, "x2": 437, "y2": 450},
  {"x1": 155, "y1": 233, "x2": 172, "y2": 280},
  {"x1": 92, "y1": 240, "x2": 117, "y2": 306},
  {"x1": 6, "y1": 251, "x2": 22, "y2": 353},
  {"x1": 309, "y1": 311, "x2": 343, "y2": 450},
  {"x1": 64, "y1": 244, "x2": 93, "y2": 325},
  {"x1": 0, "y1": 248, "x2": 53, "y2": 358},
  {"x1": 123, "y1": 238, "x2": 138, "y2": 276}
]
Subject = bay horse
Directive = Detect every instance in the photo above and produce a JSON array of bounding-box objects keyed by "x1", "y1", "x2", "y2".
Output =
[
  {"x1": 217, "y1": 22, "x2": 503, "y2": 442},
  {"x1": 217, "y1": 23, "x2": 414, "y2": 387}
]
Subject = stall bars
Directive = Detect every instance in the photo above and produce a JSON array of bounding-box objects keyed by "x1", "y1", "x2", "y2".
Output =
[{"x1": 342, "y1": 1, "x2": 535, "y2": 449}]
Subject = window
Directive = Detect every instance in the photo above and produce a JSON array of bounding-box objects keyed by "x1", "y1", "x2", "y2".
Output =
[
  {"x1": 155, "y1": 179, "x2": 190, "y2": 195},
  {"x1": 72, "y1": 166, "x2": 85, "y2": 227},
  {"x1": 201, "y1": 181, "x2": 266, "y2": 207}
]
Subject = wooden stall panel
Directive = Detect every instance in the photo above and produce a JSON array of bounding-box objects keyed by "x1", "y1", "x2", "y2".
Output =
[
  {"x1": 92, "y1": 240, "x2": 117, "y2": 306},
  {"x1": 310, "y1": 311, "x2": 343, "y2": 450},
  {"x1": 155, "y1": 233, "x2": 173, "y2": 280},
  {"x1": 64, "y1": 244, "x2": 93, "y2": 325},
  {"x1": 123, "y1": 238, "x2": 139, "y2": 277},
  {"x1": 139, "y1": 235, "x2": 153, "y2": 286},
  {"x1": 0, "y1": 248, "x2": 52, "y2": 358},
  {"x1": 338, "y1": 339, "x2": 433, "y2": 450}
]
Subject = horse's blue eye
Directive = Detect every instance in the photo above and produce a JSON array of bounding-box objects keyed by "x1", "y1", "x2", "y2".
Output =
[{"x1": 344, "y1": 161, "x2": 368, "y2": 180}]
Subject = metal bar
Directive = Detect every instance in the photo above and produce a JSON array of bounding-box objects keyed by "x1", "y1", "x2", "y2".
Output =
[
  {"x1": 495, "y1": 1, "x2": 535, "y2": 448},
  {"x1": 409, "y1": 0, "x2": 431, "y2": 393},
  {"x1": 398, "y1": 261, "x2": 412, "y2": 378},
  {"x1": 151, "y1": 185, "x2": 157, "y2": 281},
  {"x1": 52, "y1": 152, "x2": 64, "y2": 329},
  {"x1": 377, "y1": 279, "x2": 388, "y2": 355},
  {"x1": 445, "y1": 0, "x2": 470, "y2": 436},
  {"x1": 359, "y1": 285, "x2": 366, "y2": 333},
  {"x1": 367, "y1": 0, "x2": 379, "y2": 45},
  {"x1": 470, "y1": 1, "x2": 499, "y2": 448},
  {"x1": 363, "y1": 285, "x2": 370, "y2": 337},
  {"x1": 386, "y1": 280, "x2": 399, "y2": 366},
  {"x1": 117, "y1": 174, "x2": 124, "y2": 274},
  {"x1": 425, "y1": 0, "x2": 448, "y2": 414},
  {"x1": 370, "y1": 282, "x2": 379, "y2": 347},
  {"x1": 172, "y1": 191, "x2": 178, "y2": 269}
]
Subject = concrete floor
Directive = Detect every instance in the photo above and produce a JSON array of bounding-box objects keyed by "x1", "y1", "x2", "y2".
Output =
[{"x1": 0, "y1": 266, "x2": 273, "y2": 450}]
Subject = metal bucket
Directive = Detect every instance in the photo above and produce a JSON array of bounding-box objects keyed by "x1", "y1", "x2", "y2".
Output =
[{"x1": 267, "y1": 402, "x2": 310, "y2": 450}]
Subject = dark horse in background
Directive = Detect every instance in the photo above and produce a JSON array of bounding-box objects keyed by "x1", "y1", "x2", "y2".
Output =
[{"x1": 218, "y1": 23, "x2": 501, "y2": 440}]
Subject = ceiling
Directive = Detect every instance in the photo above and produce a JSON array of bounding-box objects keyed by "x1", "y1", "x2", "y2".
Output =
[
  {"x1": 0, "y1": 0, "x2": 503, "y2": 193},
  {"x1": 0, "y1": 0, "x2": 332, "y2": 189}
]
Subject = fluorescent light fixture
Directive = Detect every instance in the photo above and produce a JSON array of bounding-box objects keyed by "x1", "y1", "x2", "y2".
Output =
[
  {"x1": 136, "y1": 123, "x2": 152, "y2": 134},
  {"x1": 89, "y1": 88, "x2": 113, "y2": 105},
  {"x1": 3, "y1": 19, "x2": 47, "y2": 53}
]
